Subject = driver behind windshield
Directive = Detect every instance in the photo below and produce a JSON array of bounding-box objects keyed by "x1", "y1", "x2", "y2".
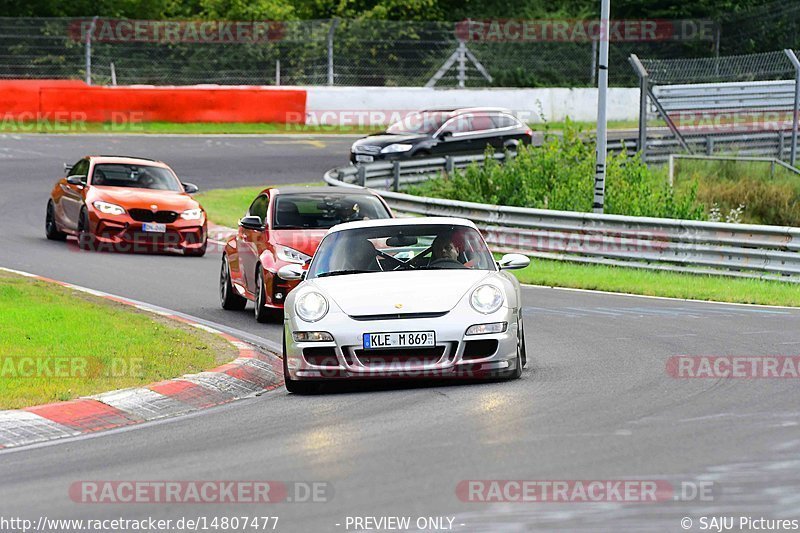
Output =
[{"x1": 428, "y1": 231, "x2": 467, "y2": 268}]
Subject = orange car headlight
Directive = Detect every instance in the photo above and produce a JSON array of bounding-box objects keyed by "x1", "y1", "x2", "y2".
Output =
[
  {"x1": 181, "y1": 208, "x2": 203, "y2": 221},
  {"x1": 93, "y1": 201, "x2": 126, "y2": 216}
]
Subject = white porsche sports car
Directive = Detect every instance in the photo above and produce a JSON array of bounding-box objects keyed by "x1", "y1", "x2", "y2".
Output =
[{"x1": 277, "y1": 217, "x2": 530, "y2": 393}]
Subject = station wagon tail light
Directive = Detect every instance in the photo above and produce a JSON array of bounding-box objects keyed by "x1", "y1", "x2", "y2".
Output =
[
  {"x1": 293, "y1": 331, "x2": 334, "y2": 342},
  {"x1": 181, "y1": 208, "x2": 203, "y2": 220},
  {"x1": 277, "y1": 245, "x2": 311, "y2": 264},
  {"x1": 296, "y1": 291, "x2": 329, "y2": 322},
  {"x1": 93, "y1": 201, "x2": 125, "y2": 216}
]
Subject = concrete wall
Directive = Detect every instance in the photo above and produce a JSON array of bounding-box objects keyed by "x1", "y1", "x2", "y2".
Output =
[{"x1": 304, "y1": 86, "x2": 640, "y2": 125}]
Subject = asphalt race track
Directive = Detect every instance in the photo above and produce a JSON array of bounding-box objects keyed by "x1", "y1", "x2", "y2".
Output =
[{"x1": 1, "y1": 134, "x2": 800, "y2": 532}]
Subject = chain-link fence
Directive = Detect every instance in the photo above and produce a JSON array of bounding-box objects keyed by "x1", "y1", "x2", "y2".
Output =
[
  {"x1": 0, "y1": 17, "x2": 741, "y2": 87},
  {"x1": 630, "y1": 49, "x2": 800, "y2": 165}
]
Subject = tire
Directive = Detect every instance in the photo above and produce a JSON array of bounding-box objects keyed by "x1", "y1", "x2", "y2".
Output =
[
  {"x1": 520, "y1": 315, "x2": 527, "y2": 368},
  {"x1": 45, "y1": 201, "x2": 67, "y2": 241},
  {"x1": 76, "y1": 207, "x2": 94, "y2": 251},
  {"x1": 283, "y1": 330, "x2": 320, "y2": 394},
  {"x1": 185, "y1": 241, "x2": 207, "y2": 257},
  {"x1": 220, "y1": 256, "x2": 247, "y2": 311},
  {"x1": 254, "y1": 267, "x2": 280, "y2": 323},
  {"x1": 500, "y1": 317, "x2": 524, "y2": 381}
]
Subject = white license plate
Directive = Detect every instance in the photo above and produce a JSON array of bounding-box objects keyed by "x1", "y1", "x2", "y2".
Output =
[
  {"x1": 363, "y1": 331, "x2": 436, "y2": 349},
  {"x1": 142, "y1": 223, "x2": 166, "y2": 233},
  {"x1": 355, "y1": 154, "x2": 374, "y2": 163}
]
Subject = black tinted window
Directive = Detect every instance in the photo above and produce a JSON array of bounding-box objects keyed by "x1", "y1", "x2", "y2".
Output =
[
  {"x1": 248, "y1": 195, "x2": 268, "y2": 221},
  {"x1": 70, "y1": 159, "x2": 89, "y2": 177},
  {"x1": 272, "y1": 193, "x2": 390, "y2": 230}
]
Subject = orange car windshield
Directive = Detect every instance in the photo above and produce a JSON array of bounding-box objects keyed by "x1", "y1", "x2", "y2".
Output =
[{"x1": 91, "y1": 164, "x2": 182, "y2": 192}]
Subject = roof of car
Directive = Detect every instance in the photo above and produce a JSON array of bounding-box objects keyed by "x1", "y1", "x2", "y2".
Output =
[
  {"x1": 328, "y1": 216, "x2": 478, "y2": 233},
  {"x1": 421, "y1": 107, "x2": 514, "y2": 115},
  {"x1": 87, "y1": 155, "x2": 169, "y2": 167},
  {"x1": 265, "y1": 186, "x2": 381, "y2": 196}
]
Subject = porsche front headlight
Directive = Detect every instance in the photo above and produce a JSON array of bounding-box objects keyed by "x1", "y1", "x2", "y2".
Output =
[
  {"x1": 295, "y1": 291, "x2": 329, "y2": 322},
  {"x1": 93, "y1": 201, "x2": 125, "y2": 216},
  {"x1": 470, "y1": 284, "x2": 504, "y2": 314}
]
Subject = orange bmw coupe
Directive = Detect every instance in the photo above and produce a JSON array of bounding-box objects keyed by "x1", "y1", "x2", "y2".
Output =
[{"x1": 46, "y1": 155, "x2": 208, "y2": 256}]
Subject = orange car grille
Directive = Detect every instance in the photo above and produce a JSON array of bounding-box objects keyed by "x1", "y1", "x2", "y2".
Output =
[{"x1": 128, "y1": 209, "x2": 179, "y2": 223}]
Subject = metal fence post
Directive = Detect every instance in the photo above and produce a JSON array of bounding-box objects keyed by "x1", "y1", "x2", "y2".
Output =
[
  {"x1": 706, "y1": 136, "x2": 714, "y2": 155},
  {"x1": 784, "y1": 49, "x2": 800, "y2": 166},
  {"x1": 327, "y1": 19, "x2": 340, "y2": 86},
  {"x1": 85, "y1": 16, "x2": 98, "y2": 85},
  {"x1": 445, "y1": 156, "x2": 455, "y2": 175},
  {"x1": 110, "y1": 62, "x2": 116, "y2": 86},
  {"x1": 275, "y1": 59, "x2": 280, "y2": 86},
  {"x1": 357, "y1": 165, "x2": 366, "y2": 187},
  {"x1": 629, "y1": 54, "x2": 648, "y2": 162},
  {"x1": 779, "y1": 130, "x2": 785, "y2": 160},
  {"x1": 457, "y1": 41, "x2": 466, "y2": 88},
  {"x1": 392, "y1": 161, "x2": 400, "y2": 192}
]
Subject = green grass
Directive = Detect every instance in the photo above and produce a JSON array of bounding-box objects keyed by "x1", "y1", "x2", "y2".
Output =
[
  {"x1": 510, "y1": 257, "x2": 800, "y2": 307},
  {"x1": 197, "y1": 182, "x2": 323, "y2": 228},
  {"x1": 0, "y1": 271, "x2": 237, "y2": 409}
]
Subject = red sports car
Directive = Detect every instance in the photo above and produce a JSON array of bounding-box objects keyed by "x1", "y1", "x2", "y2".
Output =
[
  {"x1": 46, "y1": 155, "x2": 207, "y2": 256},
  {"x1": 220, "y1": 186, "x2": 393, "y2": 322}
]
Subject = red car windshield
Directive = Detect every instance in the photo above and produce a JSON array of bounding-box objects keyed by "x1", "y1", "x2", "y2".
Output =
[
  {"x1": 91, "y1": 164, "x2": 182, "y2": 192},
  {"x1": 272, "y1": 194, "x2": 390, "y2": 230}
]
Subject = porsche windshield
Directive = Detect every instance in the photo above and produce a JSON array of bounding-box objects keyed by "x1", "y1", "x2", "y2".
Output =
[
  {"x1": 91, "y1": 164, "x2": 182, "y2": 192},
  {"x1": 308, "y1": 224, "x2": 496, "y2": 278},
  {"x1": 272, "y1": 193, "x2": 390, "y2": 230}
]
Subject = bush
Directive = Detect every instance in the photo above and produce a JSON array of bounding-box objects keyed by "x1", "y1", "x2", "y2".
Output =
[{"x1": 408, "y1": 121, "x2": 706, "y2": 220}]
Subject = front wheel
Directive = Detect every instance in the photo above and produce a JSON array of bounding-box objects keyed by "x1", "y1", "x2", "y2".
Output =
[
  {"x1": 76, "y1": 207, "x2": 94, "y2": 251},
  {"x1": 254, "y1": 267, "x2": 280, "y2": 323},
  {"x1": 45, "y1": 201, "x2": 67, "y2": 241},
  {"x1": 220, "y1": 256, "x2": 247, "y2": 310}
]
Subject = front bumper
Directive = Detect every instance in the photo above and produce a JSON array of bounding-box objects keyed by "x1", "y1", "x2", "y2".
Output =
[
  {"x1": 285, "y1": 309, "x2": 519, "y2": 381},
  {"x1": 89, "y1": 217, "x2": 207, "y2": 253}
]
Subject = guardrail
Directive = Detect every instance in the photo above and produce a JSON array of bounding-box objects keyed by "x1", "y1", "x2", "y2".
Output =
[{"x1": 324, "y1": 155, "x2": 800, "y2": 283}]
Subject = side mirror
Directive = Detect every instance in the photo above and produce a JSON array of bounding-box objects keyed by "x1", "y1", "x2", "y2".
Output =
[
  {"x1": 239, "y1": 215, "x2": 264, "y2": 231},
  {"x1": 66, "y1": 175, "x2": 86, "y2": 186},
  {"x1": 183, "y1": 182, "x2": 199, "y2": 194},
  {"x1": 277, "y1": 264, "x2": 305, "y2": 281},
  {"x1": 63, "y1": 163, "x2": 73, "y2": 175},
  {"x1": 438, "y1": 130, "x2": 453, "y2": 140},
  {"x1": 498, "y1": 253, "x2": 530, "y2": 270}
]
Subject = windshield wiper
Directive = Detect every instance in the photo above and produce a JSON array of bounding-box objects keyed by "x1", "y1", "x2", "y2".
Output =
[{"x1": 316, "y1": 269, "x2": 375, "y2": 277}]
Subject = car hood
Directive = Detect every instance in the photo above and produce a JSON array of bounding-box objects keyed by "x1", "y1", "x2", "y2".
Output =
[
  {"x1": 312, "y1": 269, "x2": 492, "y2": 315},
  {"x1": 91, "y1": 187, "x2": 199, "y2": 211},
  {"x1": 352, "y1": 133, "x2": 429, "y2": 148},
  {"x1": 271, "y1": 229, "x2": 328, "y2": 257}
]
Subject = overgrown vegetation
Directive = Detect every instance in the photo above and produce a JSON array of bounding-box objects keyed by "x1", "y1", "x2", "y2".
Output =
[
  {"x1": 408, "y1": 122, "x2": 706, "y2": 220},
  {"x1": 674, "y1": 159, "x2": 800, "y2": 226}
]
